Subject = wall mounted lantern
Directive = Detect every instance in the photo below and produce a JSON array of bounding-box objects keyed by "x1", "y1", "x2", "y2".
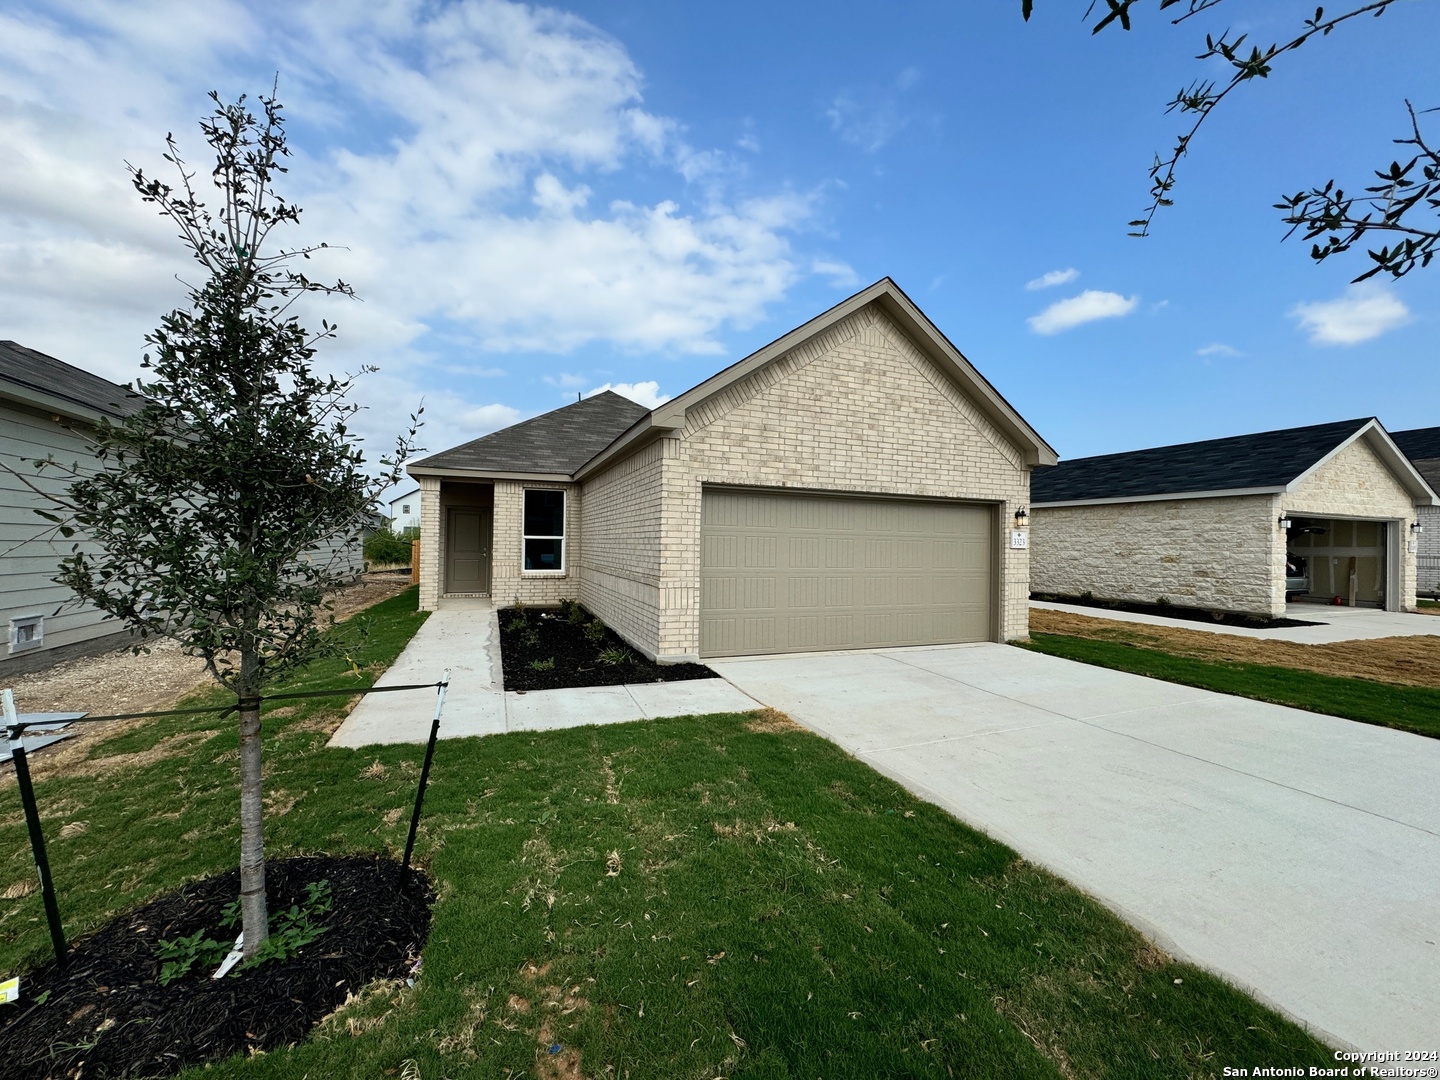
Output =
[
  {"x1": 1278, "y1": 516, "x2": 1293, "y2": 530},
  {"x1": 1412, "y1": 521, "x2": 1425, "y2": 535},
  {"x1": 1013, "y1": 507, "x2": 1029, "y2": 528}
]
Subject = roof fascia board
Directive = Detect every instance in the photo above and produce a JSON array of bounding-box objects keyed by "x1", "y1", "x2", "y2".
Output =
[
  {"x1": 1284, "y1": 420, "x2": 1439, "y2": 506},
  {"x1": 407, "y1": 466, "x2": 574, "y2": 483},
  {"x1": 0, "y1": 383, "x2": 109, "y2": 427},
  {"x1": 642, "y1": 278, "x2": 1056, "y2": 467},
  {"x1": 573, "y1": 415, "x2": 681, "y2": 481},
  {"x1": 1033, "y1": 486, "x2": 1286, "y2": 508}
]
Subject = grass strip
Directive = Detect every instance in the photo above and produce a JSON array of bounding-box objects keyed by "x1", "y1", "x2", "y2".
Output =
[
  {"x1": 2, "y1": 590, "x2": 1339, "y2": 1077},
  {"x1": 1023, "y1": 631, "x2": 1440, "y2": 739}
]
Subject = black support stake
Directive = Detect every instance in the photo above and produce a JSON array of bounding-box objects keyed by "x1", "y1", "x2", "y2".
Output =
[
  {"x1": 6, "y1": 725, "x2": 68, "y2": 969},
  {"x1": 403, "y1": 672, "x2": 450, "y2": 873}
]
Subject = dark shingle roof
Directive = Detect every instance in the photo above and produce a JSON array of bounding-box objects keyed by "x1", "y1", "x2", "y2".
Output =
[
  {"x1": 1391, "y1": 426, "x2": 1440, "y2": 463},
  {"x1": 1392, "y1": 426, "x2": 1440, "y2": 490},
  {"x1": 0, "y1": 341, "x2": 146, "y2": 420},
  {"x1": 412, "y1": 391, "x2": 651, "y2": 476},
  {"x1": 1031, "y1": 418, "x2": 1375, "y2": 504}
]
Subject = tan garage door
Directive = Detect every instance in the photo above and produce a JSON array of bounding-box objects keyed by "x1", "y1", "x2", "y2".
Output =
[{"x1": 700, "y1": 488, "x2": 994, "y2": 658}]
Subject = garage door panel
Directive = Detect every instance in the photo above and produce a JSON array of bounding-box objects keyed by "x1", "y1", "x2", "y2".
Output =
[
  {"x1": 700, "y1": 488, "x2": 994, "y2": 657},
  {"x1": 789, "y1": 537, "x2": 822, "y2": 567}
]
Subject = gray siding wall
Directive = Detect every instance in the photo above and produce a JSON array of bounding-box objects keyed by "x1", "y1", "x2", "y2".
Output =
[{"x1": 1, "y1": 401, "x2": 129, "y2": 667}]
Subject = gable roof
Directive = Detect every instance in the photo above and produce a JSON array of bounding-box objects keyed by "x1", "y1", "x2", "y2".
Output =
[
  {"x1": 409, "y1": 391, "x2": 651, "y2": 479},
  {"x1": 0, "y1": 341, "x2": 146, "y2": 424},
  {"x1": 410, "y1": 278, "x2": 1054, "y2": 483},
  {"x1": 1032, "y1": 417, "x2": 1437, "y2": 507},
  {"x1": 576, "y1": 277, "x2": 1057, "y2": 479}
]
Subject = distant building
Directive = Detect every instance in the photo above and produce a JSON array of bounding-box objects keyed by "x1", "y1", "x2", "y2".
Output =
[
  {"x1": 1, "y1": 341, "x2": 365, "y2": 675},
  {"x1": 389, "y1": 488, "x2": 420, "y2": 534},
  {"x1": 1390, "y1": 426, "x2": 1440, "y2": 596}
]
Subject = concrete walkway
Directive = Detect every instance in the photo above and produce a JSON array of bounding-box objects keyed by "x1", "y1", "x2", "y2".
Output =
[
  {"x1": 1033, "y1": 598, "x2": 1440, "y2": 643},
  {"x1": 328, "y1": 598, "x2": 760, "y2": 749},
  {"x1": 709, "y1": 642, "x2": 1440, "y2": 1052}
]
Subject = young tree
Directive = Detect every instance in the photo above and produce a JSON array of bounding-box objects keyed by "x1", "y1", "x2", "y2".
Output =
[
  {"x1": 1022, "y1": 1, "x2": 1437, "y2": 281},
  {"x1": 36, "y1": 89, "x2": 420, "y2": 957}
]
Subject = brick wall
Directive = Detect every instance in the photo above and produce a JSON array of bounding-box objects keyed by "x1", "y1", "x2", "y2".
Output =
[
  {"x1": 578, "y1": 439, "x2": 666, "y2": 653},
  {"x1": 637, "y1": 304, "x2": 1034, "y2": 658},
  {"x1": 490, "y1": 480, "x2": 581, "y2": 608},
  {"x1": 1031, "y1": 495, "x2": 1282, "y2": 617}
]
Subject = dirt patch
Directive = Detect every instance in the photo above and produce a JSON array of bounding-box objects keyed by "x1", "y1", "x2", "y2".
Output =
[
  {"x1": 743, "y1": 707, "x2": 803, "y2": 734},
  {"x1": 1030, "y1": 607, "x2": 1440, "y2": 690},
  {"x1": 0, "y1": 575, "x2": 412, "y2": 779}
]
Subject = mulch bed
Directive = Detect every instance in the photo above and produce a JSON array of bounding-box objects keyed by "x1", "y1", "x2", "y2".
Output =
[
  {"x1": 1030, "y1": 592, "x2": 1321, "y2": 630},
  {"x1": 1, "y1": 855, "x2": 432, "y2": 1079},
  {"x1": 499, "y1": 604, "x2": 716, "y2": 691}
]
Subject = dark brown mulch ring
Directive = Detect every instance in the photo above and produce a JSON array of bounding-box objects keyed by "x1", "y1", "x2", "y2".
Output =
[
  {"x1": 1, "y1": 855, "x2": 432, "y2": 1080},
  {"x1": 500, "y1": 604, "x2": 716, "y2": 691}
]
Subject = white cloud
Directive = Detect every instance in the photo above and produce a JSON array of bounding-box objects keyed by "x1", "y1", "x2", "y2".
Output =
[
  {"x1": 544, "y1": 372, "x2": 589, "y2": 390},
  {"x1": 1196, "y1": 342, "x2": 1241, "y2": 358},
  {"x1": 0, "y1": 0, "x2": 826, "y2": 453},
  {"x1": 1027, "y1": 290, "x2": 1139, "y2": 335},
  {"x1": 1289, "y1": 283, "x2": 1412, "y2": 346},
  {"x1": 826, "y1": 68, "x2": 923, "y2": 153},
  {"x1": 586, "y1": 380, "x2": 670, "y2": 409},
  {"x1": 461, "y1": 403, "x2": 523, "y2": 434},
  {"x1": 811, "y1": 259, "x2": 859, "y2": 288},
  {"x1": 1025, "y1": 268, "x2": 1079, "y2": 291}
]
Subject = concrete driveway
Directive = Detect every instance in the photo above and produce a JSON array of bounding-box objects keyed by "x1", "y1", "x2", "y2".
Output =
[{"x1": 708, "y1": 643, "x2": 1440, "y2": 1052}]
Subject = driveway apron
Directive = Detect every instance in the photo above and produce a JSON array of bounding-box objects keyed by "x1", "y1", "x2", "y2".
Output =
[{"x1": 709, "y1": 642, "x2": 1440, "y2": 1052}]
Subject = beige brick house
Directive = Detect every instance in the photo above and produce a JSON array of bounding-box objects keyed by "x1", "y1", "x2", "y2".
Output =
[
  {"x1": 408, "y1": 278, "x2": 1056, "y2": 661},
  {"x1": 1031, "y1": 419, "x2": 1437, "y2": 618}
]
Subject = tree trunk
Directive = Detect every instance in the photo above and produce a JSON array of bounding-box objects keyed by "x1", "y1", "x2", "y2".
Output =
[{"x1": 237, "y1": 652, "x2": 268, "y2": 958}]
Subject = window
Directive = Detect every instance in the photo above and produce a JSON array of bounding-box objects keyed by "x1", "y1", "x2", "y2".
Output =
[
  {"x1": 523, "y1": 489, "x2": 565, "y2": 571},
  {"x1": 8, "y1": 615, "x2": 43, "y2": 654},
  {"x1": 401, "y1": 504, "x2": 411, "y2": 515}
]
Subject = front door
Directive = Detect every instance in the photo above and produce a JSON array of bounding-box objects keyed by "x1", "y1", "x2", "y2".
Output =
[{"x1": 446, "y1": 508, "x2": 492, "y2": 594}]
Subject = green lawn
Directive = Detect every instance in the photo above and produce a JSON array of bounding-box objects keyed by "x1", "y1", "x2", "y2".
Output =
[
  {"x1": 1022, "y1": 632, "x2": 1440, "y2": 739},
  {"x1": 2, "y1": 589, "x2": 1338, "y2": 1077}
]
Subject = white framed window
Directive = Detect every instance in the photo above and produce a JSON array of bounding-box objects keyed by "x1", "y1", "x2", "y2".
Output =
[
  {"x1": 8, "y1": 614, "x2": 43, "y2": 654},
  {"x1": 522, "y1": 489, "x2": 566, "y2": 572},
  {"x1": 402, "y1": 503, "x2": 411, "y2": 515}
]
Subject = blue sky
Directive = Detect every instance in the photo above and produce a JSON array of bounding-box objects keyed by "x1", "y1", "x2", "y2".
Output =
[{"x1": 2, "y1": 0, "x2": 1436, "y2": 498}]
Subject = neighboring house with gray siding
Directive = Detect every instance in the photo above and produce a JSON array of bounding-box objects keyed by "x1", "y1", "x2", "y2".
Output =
[
  {"x1": 1031, "y1": 419, "x2": 1436, "y2": 618},
  {"x1": 1, "y1": 342, "x2": 149, "y2": 672},
  {"x1": 408, "y1": 278, "x2": 1057, "y2": 662},
  {"x1": 1390, "y1": 426, "x2": 1440, "y2": 596},
  {"x1": 1, "y1": 342, "x2": 365, "y2": 675}
]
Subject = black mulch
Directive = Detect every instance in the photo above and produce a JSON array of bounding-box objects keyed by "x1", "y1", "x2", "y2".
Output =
[
  {"x1": 1, "y1": 855, "x2": 432, "y2": 1079},
  {"x1": 499, "y1": 604, "x2": 716, "y2": 691},
  {"x1": 1030, "y1": 593, "x2": 1322, "y2": 629}
]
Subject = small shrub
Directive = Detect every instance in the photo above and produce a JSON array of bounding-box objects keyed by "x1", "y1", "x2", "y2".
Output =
[
  {"x1": 1156, "y1": 596, "x2": 1172, "y2": 607},
  {"x1": 596, "y1": 646, "x2": 634, "y2": 667},
  {"x1": 520, "y1": 627, "x2": 540, "y2": 648},
  {"x1": 503, "y1": 610, "x2": 528, "y2": 633},
  {"x1": 564, "y1": 599, "x2": 587, "y2": 625},
  {"x1": 584, "y1": 618, "x2": 606, "y2": 644},
  {"x1": 364, "y1": 530, "x2": 414, "y2": 566},
  {"x1": 528, "y1": 657, "x2": 555, "y2": 672},
  {"x1": 156, "y1": 880, "x2": 332, "y2": 985},
  {"x1": 1079, "y1": 590, "x2": 1094, "y2": 602}
]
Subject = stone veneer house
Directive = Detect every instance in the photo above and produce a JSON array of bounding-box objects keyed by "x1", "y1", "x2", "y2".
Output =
[
  {"x1": 1030, "y1": 418, "x2": 1437, "y2": 618},
  {"x1": 1391, "y1": 426, "x2": 1440, "y2": 596},
  {"x1": 408, "y1": 278, "x2": 1057, "y2": 661}
]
